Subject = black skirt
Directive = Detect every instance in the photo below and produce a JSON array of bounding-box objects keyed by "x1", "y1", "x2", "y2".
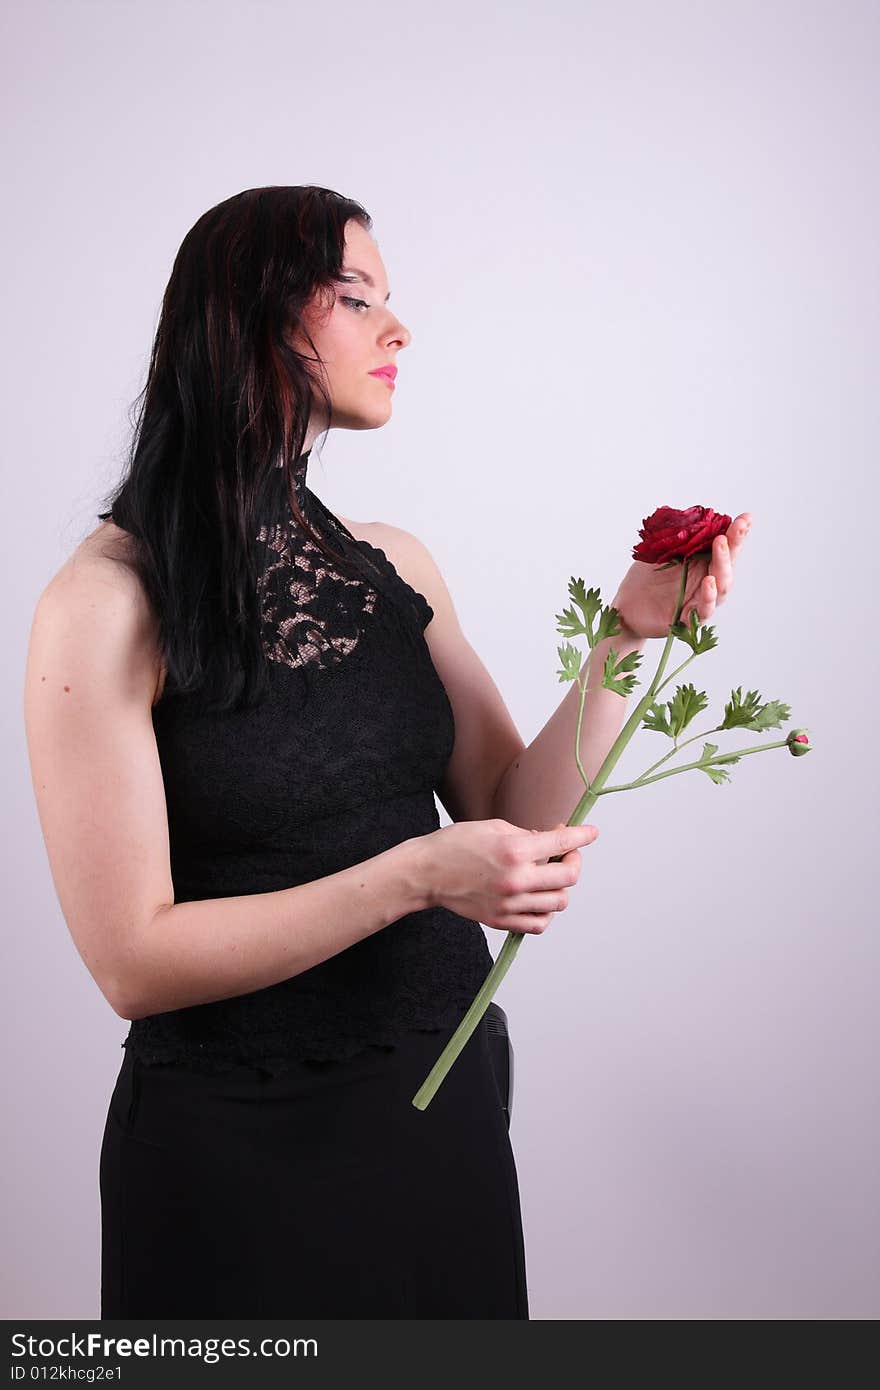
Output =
[{"x1": 99, "y1": 1010, "x2": 529, "y2": 1318}]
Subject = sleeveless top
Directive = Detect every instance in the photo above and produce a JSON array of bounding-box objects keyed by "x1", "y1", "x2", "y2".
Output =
[{"x1": 121, "y1": 450, "x2": 494, "y2": 1074}]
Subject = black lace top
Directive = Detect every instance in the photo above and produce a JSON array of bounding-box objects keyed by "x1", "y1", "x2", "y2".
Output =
[{"x1": 121, "y1": 450, "x2": 494, "y2": 1074}]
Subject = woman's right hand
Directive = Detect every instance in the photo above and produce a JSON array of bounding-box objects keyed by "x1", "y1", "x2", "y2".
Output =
[{"x1": 419, "y1": 818, "x2": 600, "y2": 935}]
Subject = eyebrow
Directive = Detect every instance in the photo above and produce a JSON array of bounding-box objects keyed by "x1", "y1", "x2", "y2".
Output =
[{"x1": 340, "y1": 267, "x2": 391, "y2": 303}]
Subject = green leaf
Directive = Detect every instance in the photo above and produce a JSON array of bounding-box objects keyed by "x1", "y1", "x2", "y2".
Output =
[
  {"x1": 601, "y1": 645, "x2": 643, "y2": 697},
  {"x1": 696, "y1": 740, "x2": 741, "y2": 784},
  {"x1": 594, "y1": 604, "x2": 623, "y2": 644},
  {"x1": 746, "y1": 699, "x2": 792, "y2": 731},
  {"x1": 556, "y1": 578, "x2": 603, "y2": 645},
  {"x1": 719, "y1": 686, "x2": 790, "y2": 732},
  {"x1": 555, "y1": 641, "x2": 583, "y2": 684},
  {"x1": 670, "y1": 608, "x2": 719, "y2": 654},
  {"x1": 667, "y1": 682, "x2": 709, "y2": 737},
  {"x1": 641, "y1": 683, "x2": 706, "y2": 738},
  {"x1": 700, "y1": 763, "x2": 735, "y2": 785},
  {"x1": 642, "y1": 699, "x2": 674, "y2": 737},
  {"x1": 555, "y1": 602, "x2": 587, "y2": 641}
]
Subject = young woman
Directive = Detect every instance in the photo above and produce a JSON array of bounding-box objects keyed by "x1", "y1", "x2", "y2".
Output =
[{"x1": 23, "y1": 185, "x2": 606, "y2": 1318}]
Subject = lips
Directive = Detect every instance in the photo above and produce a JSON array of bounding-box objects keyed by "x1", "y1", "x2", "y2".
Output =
[{"x1": 369, "y1": 365, "x2": 397, "y2": 383}]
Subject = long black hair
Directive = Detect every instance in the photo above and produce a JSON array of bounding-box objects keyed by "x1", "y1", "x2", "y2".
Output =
[{"x1": 96, "y1": 185, "x2": 372, "y2": 715}]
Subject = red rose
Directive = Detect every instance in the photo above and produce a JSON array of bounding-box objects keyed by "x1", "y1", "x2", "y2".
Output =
[{"x1": 632, "y1": 505, "x2": 733, "y2": 565}]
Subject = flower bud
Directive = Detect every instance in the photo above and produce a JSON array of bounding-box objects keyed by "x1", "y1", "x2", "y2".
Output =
[{"x1": 787, "y1": 729, "x2": 811, "y2": 756}]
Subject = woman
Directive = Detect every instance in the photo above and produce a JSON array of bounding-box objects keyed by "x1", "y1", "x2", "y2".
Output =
[{"x1": 22, "y1": 185, "x2": 606, "y2": 1318}]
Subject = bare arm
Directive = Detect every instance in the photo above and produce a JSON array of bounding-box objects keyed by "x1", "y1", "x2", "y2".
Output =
[
  {"x1": 122, "y1": 849, "x2": 427, "y2": 1020},
  {"x1": 492, "y1": 624, "x2": 647, "y2": 828},
  {"x1": 23, "y1": 559, "x2": 429, "y2": 1023}
]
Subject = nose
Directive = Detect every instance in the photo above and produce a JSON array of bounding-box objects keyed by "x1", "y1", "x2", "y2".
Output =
[{"x1": 383, "y1": 314, "x2": 411, "y2": 351}]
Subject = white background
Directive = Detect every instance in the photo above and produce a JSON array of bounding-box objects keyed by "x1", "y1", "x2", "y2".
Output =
[{"x1": 3, "y1": 0, "x2": 877, "y2": 1318}]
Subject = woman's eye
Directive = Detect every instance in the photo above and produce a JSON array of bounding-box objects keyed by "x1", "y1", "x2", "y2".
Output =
[{"x1": 341, "y1": 296, "x2": 370, "y2": 312}]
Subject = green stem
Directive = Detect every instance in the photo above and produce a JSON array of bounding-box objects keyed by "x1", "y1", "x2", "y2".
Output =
[
  {"x1": 573, "y1": 647, "x2": 594, "y2": 793},
  {"x1": 412, "y1": 560, "x2": 692, "y2": 1111},
  {"x1": 567, "y1": 559, "x2": 691, "y2": 825},
  {"x1": 634, "y1": 722, "x2": 724, "y2": 784},
  {"x1": 411, "y1": 929, "x2": 525, "y2": 1111},
  {"x1": 653, "y1": 649, "x2": 699, "y2": 697},
  {"x1": 594, "y1": 738, "x2": 791, "y2": 794}
]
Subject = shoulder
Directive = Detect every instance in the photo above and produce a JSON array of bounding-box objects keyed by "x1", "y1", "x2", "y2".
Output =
[
  {"x1": 344, "y1": 518, "x2": 433, "y2": 587},
  {"x1": 50, "y1": 519, "x2": 139, "y2": 584},
  {"x1": 40, "y1": 521, "x2": 167, "y2": 707},
  {"x1": 352, "y1": 519, "x2": 454, "y2": 630}
]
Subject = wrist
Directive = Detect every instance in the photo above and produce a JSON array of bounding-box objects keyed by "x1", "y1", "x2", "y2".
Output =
[
  {"x1": 608, "y1": 599, "x2": 645, "y2": 648},
  {"x1": 394, "y1": 834, "x2": 437, "y2": 914}
]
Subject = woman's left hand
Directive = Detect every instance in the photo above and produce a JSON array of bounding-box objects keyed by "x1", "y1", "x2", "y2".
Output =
[{"x1": 611, "y1": 513, "x2": 753, "y2": 640}]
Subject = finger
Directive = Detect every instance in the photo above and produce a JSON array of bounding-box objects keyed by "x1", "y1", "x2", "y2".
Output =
[
  {"x1": 532, "y1": 823, "x2": 598, "y2": 862},
  {"x1": 687, "y1": 575, "x2": 716, "y2": 622},
  {"x1": 506, "y1": 888, "x2": 570, "y2": 915},
  {"x1": 727, "y1": 513, "x2": 752, "y2": 555},
  {"x1": 528, "y1": 858, "x2": 585, "y2": 890},
  {"x1": 711, "y1": 533, "x2": 732, "y2": 597},
  {"x1": 497, "y1": 912, "x2": 555, "y2": 935}
]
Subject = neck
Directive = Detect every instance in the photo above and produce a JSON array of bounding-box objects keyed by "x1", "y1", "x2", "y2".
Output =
[{"x1": 273, "y1": 447, "x2": 312, "y2": 512}]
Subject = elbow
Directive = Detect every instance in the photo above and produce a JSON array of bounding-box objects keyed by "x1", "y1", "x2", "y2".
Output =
[
  {"x1": 106, "y1": 903, "x2": 170, "y2": 1022},
  {"x1": 107, "y1": 974, "x2": 141, "y2": 1022},
  {"x1": 111, "y1": 980, "x2": 156, "y2": 1022}
]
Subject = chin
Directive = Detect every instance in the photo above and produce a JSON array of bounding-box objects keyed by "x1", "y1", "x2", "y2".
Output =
[{"x1": 336, "y1": 402, "x2": 393, "y2": 431}]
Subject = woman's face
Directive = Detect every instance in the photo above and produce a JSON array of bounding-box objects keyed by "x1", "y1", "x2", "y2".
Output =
[{"x1": 292, "y1": 219, "x2": 411, "y2": 445}]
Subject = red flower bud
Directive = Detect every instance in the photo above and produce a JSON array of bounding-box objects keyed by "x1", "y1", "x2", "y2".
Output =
[
  {"x1": 633, "y1": 505, "x2": 733, "y2": 565},
  {"x1": 787, "y1": 729, "x2": 812, "y2": 756}
]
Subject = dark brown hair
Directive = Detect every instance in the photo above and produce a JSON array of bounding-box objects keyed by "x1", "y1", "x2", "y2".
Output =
[{"x1": 96, "y1": 185, "x2": 372, "y2": 714}]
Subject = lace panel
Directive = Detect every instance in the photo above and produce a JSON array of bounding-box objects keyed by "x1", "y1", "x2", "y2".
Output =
[{"x1": 255, "y1": 484, "x2": 433, "y2": 677}]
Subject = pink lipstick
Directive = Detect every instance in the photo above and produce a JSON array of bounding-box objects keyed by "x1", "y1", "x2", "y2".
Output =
[{"x1": 369, "y1": 365, "x2": 397, "y2": 388}]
